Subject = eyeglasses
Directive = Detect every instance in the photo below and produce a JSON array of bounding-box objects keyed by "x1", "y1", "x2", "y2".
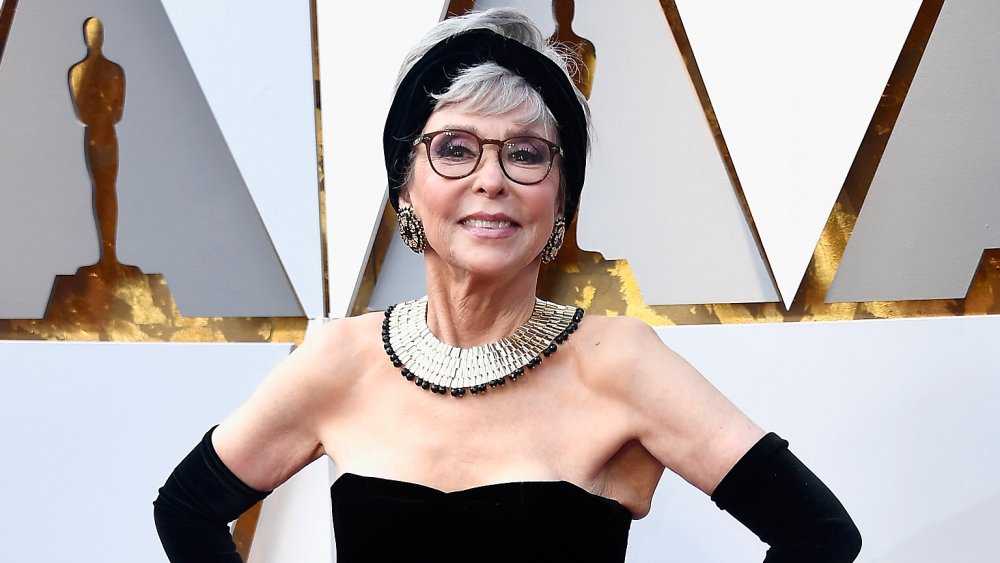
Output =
[{"x1": 413, "y1": 129, "x2": 562, "y2": 185}]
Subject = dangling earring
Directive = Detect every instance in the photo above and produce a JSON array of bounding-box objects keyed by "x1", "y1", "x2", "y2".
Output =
[
  {"x1": 540, "y1": 217, "x2": 566, "y2": 264},
  {"x1": 397, "y1": 206, "x2": 427, "y2": 254}
]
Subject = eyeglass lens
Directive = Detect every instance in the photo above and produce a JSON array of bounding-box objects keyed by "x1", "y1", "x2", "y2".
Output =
[{"x1": 426, "y1": 131, "x2": 554, "y2": 184}]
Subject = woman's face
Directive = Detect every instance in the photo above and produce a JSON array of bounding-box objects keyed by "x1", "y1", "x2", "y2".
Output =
[{"x1": 402, "y1": 104, "x2": 561, "y2": 279}]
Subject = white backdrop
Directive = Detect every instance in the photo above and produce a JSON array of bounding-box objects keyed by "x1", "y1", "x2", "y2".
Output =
[{"x1": 0, "y1": 341, "x2": 292, "y2": 563}]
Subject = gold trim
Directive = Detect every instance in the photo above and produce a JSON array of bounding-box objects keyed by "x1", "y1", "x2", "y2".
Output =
[
  {"x1": 232, "y1": 501, "x2": 263, "y2": 562},
  {"x1": 0, "y1": 271, "x2": 306, "y2": 343},
  {"x1": 0, "y1": 0, "x2": 18, "y2": 63},
  {"x1": 310, "y1": 0, "x2": 330, "y2": 320},
  {"x1": 445, "y1": 0, "x2": 475, "y2": 18}
]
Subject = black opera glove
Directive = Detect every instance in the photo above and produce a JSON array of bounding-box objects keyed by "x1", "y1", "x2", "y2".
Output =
[
  {"x1": 153, "y1": 426, "x2": 271, "y2": 563},
  {"x1": 711, "y1": 433, "x2": 862, "y2": 563}
]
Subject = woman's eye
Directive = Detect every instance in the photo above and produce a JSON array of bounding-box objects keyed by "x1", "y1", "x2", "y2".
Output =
[
  {"x1": 433, "y1": 142, "x2": 477, "y2": 161},
  {"x1": 506, "y1": 147, "x2": 544, "y2": 165}
]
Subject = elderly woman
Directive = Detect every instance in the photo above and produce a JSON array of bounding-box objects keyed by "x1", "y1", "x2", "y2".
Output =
[{"x1": 154, "y1": 8, "x2": 860, "y2": 563}]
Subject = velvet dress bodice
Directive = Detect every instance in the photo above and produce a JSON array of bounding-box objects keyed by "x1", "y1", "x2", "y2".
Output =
[{"x1": 331, "y1": 472, "x2": 632, "y2": 562}]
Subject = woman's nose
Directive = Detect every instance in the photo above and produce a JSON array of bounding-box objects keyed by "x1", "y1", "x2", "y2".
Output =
[{"x1": 473, "y1": 145, "x2": 508, "y2": 196}]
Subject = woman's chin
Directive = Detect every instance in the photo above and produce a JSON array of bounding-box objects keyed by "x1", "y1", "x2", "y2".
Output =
[{"x1": 442, "y1": 248, "x2": 540, "y2": 280}]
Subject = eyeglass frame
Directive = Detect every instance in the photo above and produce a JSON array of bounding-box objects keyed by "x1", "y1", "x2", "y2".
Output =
[{"x1": 412, "y1": 129, "x2": 563, "y2": 185}]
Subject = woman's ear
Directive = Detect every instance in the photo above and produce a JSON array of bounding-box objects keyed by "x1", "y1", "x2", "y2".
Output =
[
  {"x1": 399, "y1": 182, "x2": 412, "y2": 205},
  {"x1": 556, "y1": 171, "x2": 567, "y2": 217}
]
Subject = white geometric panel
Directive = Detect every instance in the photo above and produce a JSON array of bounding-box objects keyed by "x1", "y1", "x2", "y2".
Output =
[
  {"x1": 161, "y1": 0, "x2": 323, "y2": 318},
  {"x1": 0, "y1": 0, "x2": 303, "y2": 318},
  {"x1": 574, "y1": 0, "x2": 776, "y2": 305},
  {"x1": 107, "y1": 1, "x2": 301, "y2": 317},
  {"x1": 368, "y1": 230, "x2": 426, "y2": 310},
  {"x1": 675, "y1": 0, "x2": 922, "y2": 308},
  {"x1": 0, "y1": 1, "x2": 100, "y2": 318},
  {"x1": 829, "y1": 0, "x2": 1000, "y2": 302},
  {"x1": 248, "y1": 457, "x2": 336, "y2": 563},
  {"x1": 319, "y1": 0, "x2": 446, "y2": 319}
]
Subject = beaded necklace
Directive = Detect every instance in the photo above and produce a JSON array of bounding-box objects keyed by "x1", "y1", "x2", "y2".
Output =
[{"x1": 382, "y1": 296, "x2": 584, "y2": 397}]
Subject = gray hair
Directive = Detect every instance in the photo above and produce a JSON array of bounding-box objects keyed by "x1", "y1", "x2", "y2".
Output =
[{"x1": 396, "y1": 8, "x2": 592, "y2": 202}]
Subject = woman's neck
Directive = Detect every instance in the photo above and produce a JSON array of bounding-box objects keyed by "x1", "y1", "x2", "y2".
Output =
[{"x1": 423, "y1": 259, "x2": 541, "y2": 348}]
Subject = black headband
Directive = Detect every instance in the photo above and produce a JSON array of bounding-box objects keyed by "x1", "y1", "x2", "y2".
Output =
[{"x1": 383, "y1": 27, "x2": 588, "y2": 222}]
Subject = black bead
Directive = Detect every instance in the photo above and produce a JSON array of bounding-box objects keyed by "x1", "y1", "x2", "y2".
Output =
[
  {"x1": 478, "y1": 384, "x2": 487, "y2": 393},
  {"x1": 414, "y1": 377, "x2": 424, "y2": 386},
  {"x1": 555, "y1": 333, "x2": 566, "y2": 343},
  {"x1": 496, "y1": 377, "x2": 506, "y2": 385},
  {"x1": 508, "y1": 372, "x2": 518, "y2": 382},
  {"x1": 515, "y1": 367, "x2": 524, "y2": 376},
  {"x1": 431, "y1": 384, "x2": 441, "y2": 393},
  {"x1": 543, "y1": 344, "x2": 557, "y2": 356},
  {"x1": 489, "y1": 379, "x2": 499, "y2": 387},
  {"x1": 452, "y1": 387, "x2": 466, "y2": 397},
  {"x1": 470, "y1": 386, "x2": 480, "y2": 395},
  {"x1": 420, "y1": 380, "x2": 430, "y2": 390},
  {"x1": 402, "y1": 369, "x2": 415, "y2": 381}
]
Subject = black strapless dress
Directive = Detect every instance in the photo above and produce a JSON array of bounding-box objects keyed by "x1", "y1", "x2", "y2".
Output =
[{"x1": 331, "y1": 473, "x2": 632, "y2": 562}]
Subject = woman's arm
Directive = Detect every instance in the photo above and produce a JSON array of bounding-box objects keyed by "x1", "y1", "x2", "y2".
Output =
[
  {"x1": 153, "y1": 320, "x2": 355, "y2": 562},
  {"x1": 607, "y1": 317, "x2": 861, "y2": 562},
  {"x1": 152, "y1": 427, "x2": 273, "y2": 563}
]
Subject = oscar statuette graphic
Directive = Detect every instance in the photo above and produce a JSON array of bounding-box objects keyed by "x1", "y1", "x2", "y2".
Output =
[
  {"x1": 68, "y1": 17, "x2": 141, "y2": 280},
  {"x1": 0, "y1": 16, "x2": 305, "y2": 343}
]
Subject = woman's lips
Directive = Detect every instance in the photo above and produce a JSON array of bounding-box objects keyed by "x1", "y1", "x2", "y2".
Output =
[
  {"x1": 459, "y1": 215, "x2": 519, "y2": 238},
  {"x1": 461, "y1": 218, "x2": 512, "y2": 228}
]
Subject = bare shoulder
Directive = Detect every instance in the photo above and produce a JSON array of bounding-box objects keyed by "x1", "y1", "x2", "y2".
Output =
[
  {"x1": 211, "y1": 311, "x2": 386, "y2": 490},
  {"x1": 261, "y1": 313, "x2": 380, "y2": 389},
  {"x1": 571, "y1": 313, "x2": 762, "y2": 493},
  {"x1": 570, "y1": 314, "x2": 689, "y2": 387},
  {"x1": 219, "y1": 312, "x2": 385, "y2": 432},
  {"x1": 302, "y1": 312, "x2": 384, "y2": 366}
]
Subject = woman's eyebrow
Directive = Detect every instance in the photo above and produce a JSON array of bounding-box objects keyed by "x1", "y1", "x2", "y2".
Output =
[
  {"x1": 437, "y1": 124, "x2": 480, "y2": 135},
  {"x1": 436, "y1": 124, "x2": 547, "y2": 139}
]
